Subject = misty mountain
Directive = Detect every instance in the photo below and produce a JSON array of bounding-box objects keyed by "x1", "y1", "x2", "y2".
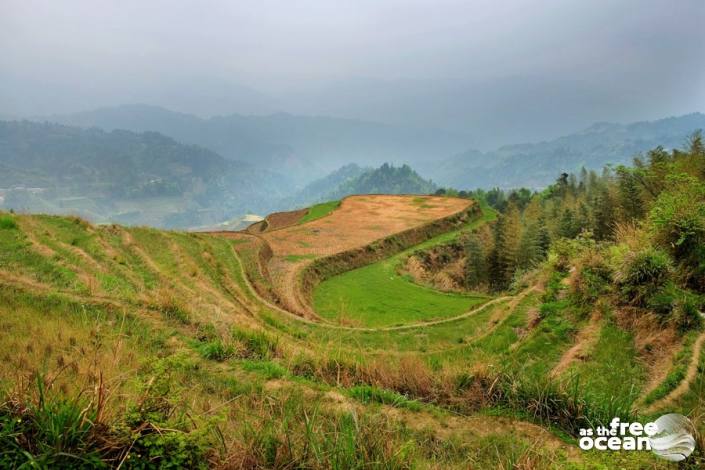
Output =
[
  {"x1": 297, "y1": 163, "x2": 436, "y2": 202},
  {"x1": 0, "y1": 120, "x2": 290, "y2": 228},
  {"x1": 432, "y1": 112, "x2": 705, "y2": 189},
  {"x1": 42, "y1": 104, "x2": 473, "y2": 181},
  {"x1": 288, "y1": 163, "x2": 367, "y2": 205}
]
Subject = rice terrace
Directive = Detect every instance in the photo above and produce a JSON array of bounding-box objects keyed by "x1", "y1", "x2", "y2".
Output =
[
  {"x1": 3, "y1": 1, "x2": 705, "y2": 467},
  {"x1": 2, "y1": 137, "x2": 705, "y2": 469}
]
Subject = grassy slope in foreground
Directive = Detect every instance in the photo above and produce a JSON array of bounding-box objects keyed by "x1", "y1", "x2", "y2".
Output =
[
  {"x1": 313, "y1": 201, "x2": 495, "y2": 327},
  {"x1": 0, "y1": 210, "x2": 683, "y2": 469}
]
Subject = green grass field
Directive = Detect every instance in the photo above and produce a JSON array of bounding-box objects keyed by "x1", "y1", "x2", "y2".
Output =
[
  {"x1": 298, "y1": 200, "x2": 341, "y2": 224},
  {"x1": 313, "y1": 200, "x2": 496, "y2": 327},
  {"x1": 313, "y1": 257, "x2": 489, "y2": 327}
]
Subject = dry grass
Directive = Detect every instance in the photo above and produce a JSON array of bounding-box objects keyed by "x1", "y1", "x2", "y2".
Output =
[{"x1": 264, "y1": 195, "x2": 470, "y2": 258}]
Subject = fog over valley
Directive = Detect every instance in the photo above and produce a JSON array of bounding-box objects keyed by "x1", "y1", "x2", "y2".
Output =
[{"x1": 1, "y1": 0, "x2": 703, "y2": 228}]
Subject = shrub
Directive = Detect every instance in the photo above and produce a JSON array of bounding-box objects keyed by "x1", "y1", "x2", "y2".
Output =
[
  {"x1": 615, "y1": 247, "x2": 672, "y2": 306},
  {"x1": 571, "y1": 252, "x2": 613, "y2": 305},
  {"x1": 673, "y1": 298, "x2": 703, "y2": 332},
  {"x1": 538, "y1": 299, "x2": 569, "y2": 319},
  {"x1": 0, "y1": 372, "x2": 212, "y2": 468},
  {"x1": 649, "y1": 174, "x2": 705, "y2": 291},
  {"x1": 648, "y1": 283, "x2": 703, "y2": 329}
]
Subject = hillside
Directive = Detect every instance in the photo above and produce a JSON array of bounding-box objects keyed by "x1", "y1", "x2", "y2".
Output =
[
  {"x1": 35, "y1": 105, "x2": 705, "y2": 194},
  {"x1": 0, "y1": 120, "x2": 289, "y2": 228},
  {"x1": 41, "y1": 104, "x2": 472, "y2": 181},
  {"x1": 431, "y1": 112, "x2": 705, "y2": 189},
  {"x1": 1, "y1": 129, "x2": 704, "y2": 467},
  {"x1": 294, "y1": 163, "x2": 436, "y2": 204}
]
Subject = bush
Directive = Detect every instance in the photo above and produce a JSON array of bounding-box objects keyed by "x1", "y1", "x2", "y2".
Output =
[
  {"x1": 571, "y1": 252, "x2": 613, "y2": 305},
  {"x1": 538, "y1": 300, "x2": 569, "y2": 319},
  {"x1": 615, "y1": 247, "x2": 672, "y2": 306},
  {"x1": 348, "y1": 385, "x2": 422, "y2": 411},
  {"x1": 673, "y1": 298, "x2": 703, "y2": 332},
  {"x1": 649, "y1": 174, "x2": 705, "y2": 291}
]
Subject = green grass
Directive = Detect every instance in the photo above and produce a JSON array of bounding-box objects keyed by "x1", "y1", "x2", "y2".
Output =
[
  {"x1": 562, "y1": 320, "x2": 646, "y2": 405},
  {"x1": 0, "y1": 217, "x2": 80, "y2": 291},
  {"x1": 0, "y1": 214, "x2": 17, "y2": 230},
  {"x1": 312, "y1": 201, "x2": 496, "y2": 327},
  {"x1": 0, "y1": 209, "x2": 688, "y2": 469},
  {"x1": 671, "y1": 337, "x2": 705, "y2": 415},
  {"x1": 298, "y1": 200, "x2": 341, "y2": 224},
  {"x1": 284, "y1": 254, "x2": 316, "y2": 262},
  {"x1": 283, "y1": 299, "x2": 502, "y2": 353},
  {"x1": 314, "y1": 259, "x2": 489, "y2": 327},
  {"x1": 348, "y1": 385, "x2": 423, "y2": 411},
  {"x1": 504, "y1": 300, "x2": 577, "y2": 380},
  {"x1": 642, "y1": 329, "x2": 699, "y2": 405}
]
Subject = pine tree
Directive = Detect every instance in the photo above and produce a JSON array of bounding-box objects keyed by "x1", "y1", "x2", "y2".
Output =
[
  {"x1": 464, "y1": 234, "x2": 486, "y2": 289},
  {"x1": 517, "y1": 223, "x2": 539, "y2": 269},
  {"x1": 593, "y1": 185, "x2": 615, "y2": 240},
  {"x1": 494, "y1": 203, "x2": 521, "y2": 288},
  {"x1": 487, "y1": 216, "x2": 504, "y2": 289},
  {"x1": 558, "y1": 208, "x2": 578, "y2": 238},
  {"x1": 576, "y1": 202, "x2": 591, "y2": 235},
  {"x1": 536, "y1": 218, "x2": 551, "y2": 257},
  {"x1": 616, "y1": 166, "x2": 645, "y2": 221}
]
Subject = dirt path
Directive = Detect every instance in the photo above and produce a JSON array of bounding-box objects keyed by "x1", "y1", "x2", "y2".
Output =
[
  {"x1": 550, "y1": 310, "x2": 602, "y2": 378},
  {"x1": 645, "y1": 330, "x2": 705, "y2": 413},
  {"x1": 227, "y1": 242, "x2": 512, "y2": 332}
]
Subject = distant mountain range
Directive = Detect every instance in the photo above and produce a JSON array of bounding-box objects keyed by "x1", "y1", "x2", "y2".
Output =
[
  {"x1": 0, "y1": 121, "x2": 289, "y2": 228},
  {"x1": 428, "y1": 112, "x2": 705, "y2": 189},
  {"x1": 39, "y1": 105, "x2": 705, "y2": 192},
  {"x1": 0, "y1": 121, "x2": 437, "y2": 229},
  {"x1": 3, "y1": 109, "x2": 704, "y2": 228},
  {"x1": 40, "y1": 104, "x2": 471, "y2": 182}
]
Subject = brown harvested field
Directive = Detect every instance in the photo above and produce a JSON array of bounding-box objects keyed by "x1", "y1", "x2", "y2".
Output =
[
  {"x1": 263, "y1": 195, "x2": 471, "y2": 257},
  {"x1": 261, "y1": 195, "x2": 471, "y2": 317},
  {"x1": 248, "y1": 208, "x2": 308, "y2": 233}
]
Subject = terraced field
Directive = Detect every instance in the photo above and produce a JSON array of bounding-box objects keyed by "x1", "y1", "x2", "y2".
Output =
[
  {"x1": 228, "y1": 195, "x2": 476, "y2": 318},
  {"x1": 0, "y1": 198, "x2": 701, "y2": 468}
]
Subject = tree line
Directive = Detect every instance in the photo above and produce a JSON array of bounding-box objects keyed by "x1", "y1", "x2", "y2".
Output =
[{"x1": 436, "y1": 132, "x2": 705, "y2": 324}]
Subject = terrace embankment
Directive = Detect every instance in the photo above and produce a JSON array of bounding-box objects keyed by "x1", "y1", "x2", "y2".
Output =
[
  {"x1": 298, "y1": 197, "x2": 481, "y2": 318},
  {"x1": 230, "y1": 195, "x2": 476, "y2": 319}
]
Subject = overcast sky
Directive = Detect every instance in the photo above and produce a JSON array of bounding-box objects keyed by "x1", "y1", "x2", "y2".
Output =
[{"x1": 2, "y1": 0, "x2": 703, "y2": 146}]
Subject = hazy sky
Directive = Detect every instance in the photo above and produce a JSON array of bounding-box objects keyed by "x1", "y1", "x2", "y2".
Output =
[{"x1": 2, "y1": 0, "x2": 704, "y2": 146}]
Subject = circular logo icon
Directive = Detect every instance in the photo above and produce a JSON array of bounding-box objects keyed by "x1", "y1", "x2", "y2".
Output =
[{"x1": 648, "y1": 413, "x2": 696, "y2": 462}]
